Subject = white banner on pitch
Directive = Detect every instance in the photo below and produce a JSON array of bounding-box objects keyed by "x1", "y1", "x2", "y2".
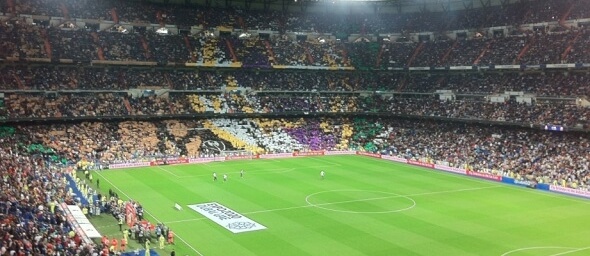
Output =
[{"x1": 188, "y1": 202, "x2": 267, "y2": 233}]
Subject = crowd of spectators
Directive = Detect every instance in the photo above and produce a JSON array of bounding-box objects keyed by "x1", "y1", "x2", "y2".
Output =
[
  {"x1": 4, "y1": 22, "x2": 590, "y2": 68},
  {"x1": 0, "y1": 125, "x2": 117, "y2": 255},
  {"x1": 412, "y1": 39, "x2": 454, "y2": 67},
  {"x1": 1, "y1": 67, "x2": 588, "y2": 97},
  {"x1": 378, "y1": 42, "x2": 417, "y2": 68},
  {"x1": 352, "y1": 118, "x2": 589, "y2": 189},
  {"x1": 0, "y1": 19, "x2": 48, "y2": 59},
  {"x1": 2, "y1": 91, "x2": 588, "y2": 128},
  {"x1": 518, "y1": 31, "x2": 576, "y2": 65},
  {"x1": 3, "y1": 0, "x2": 582, "y2": 34},
  {"x1": 1, "y1": 0, "x2": 589, "y2": 254},
  {"x1": 47, "y1": 28, "x2": 96, "y2": 62},
  {"x1": 98, "y1": 32, "x2": 148, "y2": 62},
  {"x1": 446, "y1": 38, "x2": 488, "y2": 66},
  {"x1": 566, "y1": 29, "x2": 590, "y2": 64},
  {"x1": 0, "y1": 114, "x2": 588, "y2": 254},
  {"x1": 478, "y1": 35, "x2": 527, "y2": 66},
  {"x1": 5, "y1": 92, "x2": 128, "y2": 119},
  {"x1": 6, "y1": 115, "x2": 589, "y2": 191},
  {"x1": 401, "y1": 72, "x2": 590, "y2": 97},
  {"x1": 231, "y1": 36, "x2": 272, "y2": 67}
]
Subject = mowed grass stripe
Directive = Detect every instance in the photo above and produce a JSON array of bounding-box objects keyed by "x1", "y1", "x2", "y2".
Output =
[{"x1": 95, "y1": 156, "x2": 590, "y2": 256}]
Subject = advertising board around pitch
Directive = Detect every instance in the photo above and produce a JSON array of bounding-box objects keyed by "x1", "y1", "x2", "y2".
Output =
[{"x1": 188, "y1": 202, "x2": 267, "y2": 233}]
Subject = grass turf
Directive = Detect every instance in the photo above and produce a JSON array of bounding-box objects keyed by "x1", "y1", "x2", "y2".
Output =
[{"x1": 90, "y1": 155, "x2": 590, "y2": 256}]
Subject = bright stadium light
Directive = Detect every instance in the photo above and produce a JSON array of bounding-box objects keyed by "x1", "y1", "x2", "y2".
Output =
[{"x1": 156, "y1": 27, "x2": 168, "y2": 35}]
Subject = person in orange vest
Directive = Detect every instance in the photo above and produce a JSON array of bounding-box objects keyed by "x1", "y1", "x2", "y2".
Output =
[
  {"x1": 167, "y1": 230, "x2": 175, "y2": 245},
  {"x1": 111, "y1": 238, "x2": 118, "y2": 252},
  {"x1": 120, "y1": 237, "x2": 127, "y2": 252}
]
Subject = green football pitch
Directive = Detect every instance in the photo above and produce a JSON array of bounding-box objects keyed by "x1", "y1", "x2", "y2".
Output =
[{"x1": 93, "y1": 155, "x2": 590, "y2": 256}]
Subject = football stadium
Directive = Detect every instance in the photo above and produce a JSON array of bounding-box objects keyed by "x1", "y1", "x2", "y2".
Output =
[{"x1": 0, "y1": 0, "x2": 589, "y2": 255}]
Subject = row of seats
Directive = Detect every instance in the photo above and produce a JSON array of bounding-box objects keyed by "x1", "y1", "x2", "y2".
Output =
[
  {"x1": 3, "y1": 93, "x2": 588, "y2": 128},
  {"x1": 2, "y1": 0, "x2": 588, "y2": 33},
  {"x1": 3, "y1": 21, "x2": 590, "y2": 67},
  {"x1": 1, "y1": 67, "x2": 589, "y2": 97}
]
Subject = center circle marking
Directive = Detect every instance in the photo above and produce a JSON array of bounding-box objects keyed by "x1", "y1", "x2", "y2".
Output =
[{"x1": 305, "y1": 189, "x2": 416, "y2": 214}]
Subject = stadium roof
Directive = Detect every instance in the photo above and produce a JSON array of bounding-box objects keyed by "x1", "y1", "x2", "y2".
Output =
[{"x1": 149, "y1": 0, "x2": 512, "y2": 13}]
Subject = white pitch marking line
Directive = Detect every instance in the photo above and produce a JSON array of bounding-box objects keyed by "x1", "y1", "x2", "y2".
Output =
[
  {"x1": 501, "y1": 246, "x2": 579, "y2": 256},
  {"x1": 550, "y1": 246, "x2": 590, "y2": 256},
  {"x1": 156, "y1": 166, "x2": 183, "y2": 178},
  {"x1": 206, "y1": 160, "x2": 276, "y2": 167},
  {"x1": 306, "y1": 156, "x2": 343, "y2": 166},
  {"x1": 305, "y1": 189, "x2": 416, "y2": 214},
  {"x1": 306, "y1": 185, "x2": 500, "y2": 207},
  {"x1": 165, "y1": 185, "x2": 501, "y2": 224},
  {"x1": 94, "y1": 171, "x2": 205, "y2": 256},
  {"x1": 156, "y1": 164, "x2": 340, "y2": 179}
]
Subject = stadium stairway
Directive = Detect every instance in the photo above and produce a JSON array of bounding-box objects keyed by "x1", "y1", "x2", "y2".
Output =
[
  {"x1": 11, "y1": 74, "x2": 25, "y2": 89},
  {"x1": 515, "y1": 37, "x2": 535, "y2": 64},
  {"x1": 183, "y1": 35, "x2": 197, "y2": 62},
  {"x1": 110, "y1": 8, "x2": 119, "y2": 24},
  {"x1": 41, "y1": 29, "x2": 52, "y2": 59},
  {"x1": 436, "y1": 76, "x2": 446, "y2": 88},
  {"x1": 559, "y1": 2, "x2": 576, "y2": 30},
  {"x1": 238, "y1": 16, "x2": 246, "y2": 30},
  {"x1": 5, "y1": 0, "x2": 14, "y2": 14},
  {"x1": 123, "y1": 98, "x2": 133, "y2": 114},
  {"x1": 225, "y1": 38, "x2": 239, "y2": 63},
  {"x1": 440, "y1": 40, "x2": 458, "y2": 65},
  {"x1": 263, "y1": 40, "x2": 276, "y2": 65},
  {"x1": 561, "y1": 30, "x2": 582, "y2": 61},
  {"x1": 395, "y1": 76, "x2": 408, "y2": 92},
  {"x1": 473, "y1": 40, "x2": 492, "y2": 65},
  {"x1": 140, "y1": 36, "x2": 151, "y2": 59},
  {"x1": 407, "y1": 42, "x2": 424, "y2": 67},
  {"x1": 59, "y1": 2, "x2": 70, "y2": 20},
  {"x1": 91, "y1": 32, "x2": 106, "y2": 61},
  {"x1": 156, "y1": 11, "x2": 165, "y2": 27},
  {"x1": 341, "y1": 46, "x2": 349, "y2": 66},
  {"x1": 164, "y1": 73, "x2": 173, "y2": 88},
  {"x1": 304, "y1": 44, "x2": 314, "y2": 64}
]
